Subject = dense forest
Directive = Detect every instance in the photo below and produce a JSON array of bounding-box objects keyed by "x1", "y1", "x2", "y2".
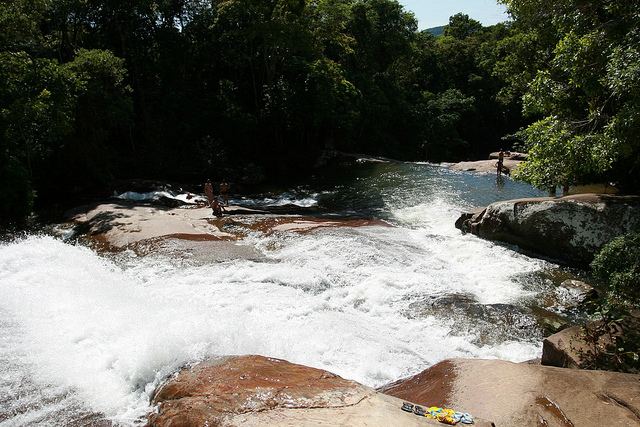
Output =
[{"x1": 1, "y1": 0, "x2": 639, "y2": 226}]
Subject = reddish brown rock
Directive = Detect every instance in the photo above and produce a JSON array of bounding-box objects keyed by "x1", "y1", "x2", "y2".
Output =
[
  {"x1": 148, "y1": 356, "x2": 493, "y2": 427},
  {"x1": 68, "y1": 203, "x2": 390, "y2": 254},
  {"x1": 542, "y1": 316, "x2": 640, "y2": 371},
  {"x1": 541, "y1": 325, "x2": 592, "y2": 369},
  {"x1": 381, "y1": 358, "x2": 640, "y2": 427}
]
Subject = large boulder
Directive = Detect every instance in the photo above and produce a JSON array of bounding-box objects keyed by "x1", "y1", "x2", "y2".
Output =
[
  {"x1": 380, "y1": 358, "x2": 640, "y2": 427},
  {"x1": 541, "y1": 325, "x2": 599, "y2": 369},
  {"x1": 455, "y1": 194, "x2": 640, "y2": 266},
  {"x1": 542, "y1": 315, "x2": 640, "y2": 371},
  {"x1": 148, "y1": 355, "x2": 493, "y2": 427}
]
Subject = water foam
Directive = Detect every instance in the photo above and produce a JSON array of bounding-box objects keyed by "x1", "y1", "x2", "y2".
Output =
[
  {"x1": 0, "y1": 196, "x2": 546, "y2": 425},
  {"x1": 116, "y1": 191, "x2": 206, "y2": 205},
  {"x1": 230, "y1": 192, "x2": 320, "y2": 208}
]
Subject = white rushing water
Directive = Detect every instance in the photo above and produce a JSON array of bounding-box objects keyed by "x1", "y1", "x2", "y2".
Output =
[{"x1": 0, "y1": 164, "x2": 554, "y2": 426}]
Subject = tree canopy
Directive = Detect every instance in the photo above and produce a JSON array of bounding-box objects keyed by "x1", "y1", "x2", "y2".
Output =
[
  {"x1": 499, "y1": 0, "x2": 640, "y2": 191},
  {"x1": 1, "y1": 0, "x2": 638, "y2": 226}
]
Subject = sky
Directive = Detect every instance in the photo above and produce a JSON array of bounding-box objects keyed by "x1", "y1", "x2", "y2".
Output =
[{"x1": 397, "y1": 0, "x2": 510, "y2": 30}]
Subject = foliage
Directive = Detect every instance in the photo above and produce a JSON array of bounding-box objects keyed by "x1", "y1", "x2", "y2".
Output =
[
  {"x1": 573, "y1": 315, "x2": 640, "y2": 374},
  {"x1": 59, "y1": 49, "x2": 132, "y2": 185},
  {"x1": 513, "y1": 117, "x2": 615, "y2": 190},
  {"x1": 6, "y1": 0, "x2": 638, "y2": 224},
  {"x1": 572, "y1": 232, "x2": 640, "y2": 373},
  {"x1": 444, "y1": 13, "x2": 483, "y2": 39},
  {"x1": 500, "y1": 0, "x2": 640, "y2": 191},
  {"x1": 592, "y1": 232, "x2": 640, "y2": 308},
  {"x1": 0, "y1": 52, "x2": 78, "y2": 227}
]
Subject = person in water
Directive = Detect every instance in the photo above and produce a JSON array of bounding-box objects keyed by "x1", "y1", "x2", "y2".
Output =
[
  {"x1": 204, "y1": 180, "x2": 223, "y2": 217},
  {"x1": 497, "y1": 149, "x2": 505, "y2": 176},
  {"x1": 211, "y1": 196, "x2": 224, "y2": 217}
]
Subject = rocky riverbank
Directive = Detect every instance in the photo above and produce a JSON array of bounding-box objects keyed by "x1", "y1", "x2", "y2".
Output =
[
  {"x1": 148, "y1": 356, "x2": 494, "y2": 427},
  {"x1": 146, "y1": 354, "x2": 640, "y2": 427},
  {"x1": 381, "y1": 358, "x2": 640, "y2": 426},
  {"x1": 455, "y1": 193, "x2": 640, "y2": 266}
]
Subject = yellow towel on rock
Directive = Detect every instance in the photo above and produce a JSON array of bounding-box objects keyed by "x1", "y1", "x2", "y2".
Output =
[{"x1": 426, "y1": 407, "x2": 458, "y2": 425}]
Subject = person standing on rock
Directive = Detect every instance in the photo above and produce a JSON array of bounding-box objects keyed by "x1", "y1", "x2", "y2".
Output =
[
  {"x1": 220, "y1": 181, "x2": 230, "y2": 206},
  {"x1": 497, "y1": 149, "x2": 505, "y2": 176},
  {"x1": 204, "y1": 180, "x2": 214, "y2": 206}
]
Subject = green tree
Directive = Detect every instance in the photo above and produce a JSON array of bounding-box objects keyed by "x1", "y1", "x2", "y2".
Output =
[
  {"x1": 54, "y1": 49, "x2": 132, "y2": 188},
  {"x1": 0, "y1": 52, "x2": 77, "y2": 225},
  {"x1": 444, "y1": 13, "x2": 483, "y2": 40},
  {"x1": 500, "y1": 0, "x2": 640, "y2": 192}
]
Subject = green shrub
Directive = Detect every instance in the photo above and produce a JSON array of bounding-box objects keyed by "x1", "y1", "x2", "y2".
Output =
[
  {"x1": 592, "y1": 232, "x2": 640, "y2": 308},
  {"x1": 578, "y1": 232, "x2": 640, "y2": 373}
]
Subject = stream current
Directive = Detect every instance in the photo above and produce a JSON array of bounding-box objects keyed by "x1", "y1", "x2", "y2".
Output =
[{"x1": 0, "y1": 162, "x2": 580, "y2": 425}]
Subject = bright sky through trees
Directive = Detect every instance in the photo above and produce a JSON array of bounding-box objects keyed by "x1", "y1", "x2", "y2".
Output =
[{"x1": 398, "y1": 0, "x2": 509, "y2": 29}]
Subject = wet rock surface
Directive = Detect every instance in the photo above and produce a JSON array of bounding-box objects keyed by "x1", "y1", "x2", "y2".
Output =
[
  {"x1": 148, "y1": 355, "x2": 491, "y2": 427},
  {"x1": 67, "y1": 203, "x2": 238, "y2": 249},
  {"x1": 381, "y1": 358, "x2": 640, "y2": 427},
  {"x1": 455, "y1": 194, "x2": 640, "y2": 266},
  {"x1": 555, "y1": 280, "x2": 598, "y2": 308},
  {"x1": 65, "y1": 202, "x2": 389, "y2": 255},
  {"x1": 404, "y1": 271, "x2": 595, "y2": 345},
  {"x1": 407, "y1": 294, "x2": 545, "y2": 345}
]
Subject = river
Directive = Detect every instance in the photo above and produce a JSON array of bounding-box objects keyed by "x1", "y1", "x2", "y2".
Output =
[{"x1": 0, "y1": 161, "x2": 583, "y2": 425}]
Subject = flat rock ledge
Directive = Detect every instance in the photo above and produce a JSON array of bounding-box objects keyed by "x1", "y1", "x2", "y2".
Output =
[
  {"x1": 455, "y1": 194, "x2": 640, "y2": 266},
  {"x1": 66, "y1": 202, "x2": 389, "y2": 253},
  {"x1": 449, "y1": 159, "x2": 522, "y2": 174},
  {"x1": 147, "y1": 355, "x2": 493, "y2": 427},
  {"x1": 380, "y1": 358, "x2": 640, "y2": 427},
  {"x1": 68, "y1": 203, "x2": 239, "y2": 249}
]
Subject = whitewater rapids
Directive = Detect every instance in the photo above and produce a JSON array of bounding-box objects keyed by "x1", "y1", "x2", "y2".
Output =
[{"x1": 0, "y1": 163, "x2": 552, "y2": 425}]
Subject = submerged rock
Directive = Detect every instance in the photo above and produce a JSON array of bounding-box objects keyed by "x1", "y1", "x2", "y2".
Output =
[
  {"x1": 455, "y1": 194, "x2": 640, "y2": 266},
  {"x1": 556, "y1": 279, "x2": 598, "y2": 308},
  {"x1": 147, "y1": 355, "x2": 493, "y2": 426},
  {"x1": 380, "y1": 358, "x2": 640, "y2": 427},
  {"x1": 407, "y1": 294, "x2": 545, "y2": 346}
]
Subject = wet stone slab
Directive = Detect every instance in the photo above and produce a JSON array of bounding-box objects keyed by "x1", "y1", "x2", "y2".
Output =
[{"x1": 381, "y1": 358, "x2": 640, "y2": 427}]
